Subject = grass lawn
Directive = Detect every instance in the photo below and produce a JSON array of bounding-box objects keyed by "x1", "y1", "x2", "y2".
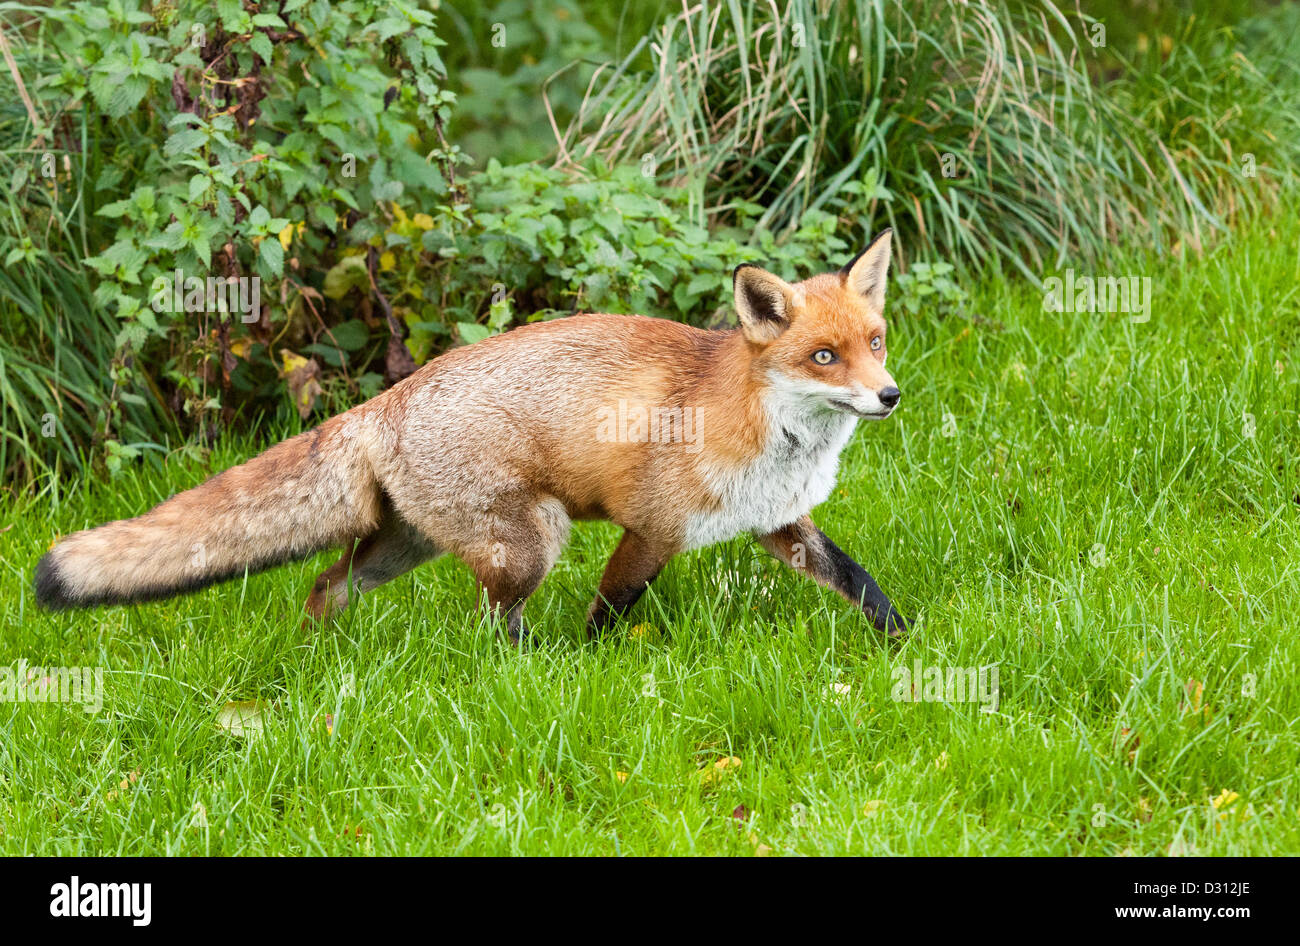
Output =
[{"x1": 2, "y1": 217, "x2": 1298, "y2": 856}]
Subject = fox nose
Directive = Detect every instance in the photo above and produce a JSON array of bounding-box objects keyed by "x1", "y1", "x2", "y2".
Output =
[{"x1": 878, "y1": 386, "x2": 901, "y2": 409}]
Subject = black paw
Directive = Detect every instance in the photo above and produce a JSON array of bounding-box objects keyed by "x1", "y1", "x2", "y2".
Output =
[
  {"x1": 873, "y1": 605, "x2": 909, "y2": 639},
  {"x1": 507, "y1": 618, "x2": 535, "y2": 647}
]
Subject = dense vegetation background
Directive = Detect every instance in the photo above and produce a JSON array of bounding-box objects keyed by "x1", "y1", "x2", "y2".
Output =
[{"x1": 0, "y1": 0, "x2": 1296, "y2": 486}]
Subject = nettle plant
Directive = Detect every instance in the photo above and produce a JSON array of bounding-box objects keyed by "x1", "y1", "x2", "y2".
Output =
[
  {"x1": 366, "y1": 159, "x2": 850, "y2": 352},
  {"x1": 892, "y1": 261, "x2": 968, "y2": 320},
  {"x1": 42, "y1": 0, "x2": 464, "y2": 459}
]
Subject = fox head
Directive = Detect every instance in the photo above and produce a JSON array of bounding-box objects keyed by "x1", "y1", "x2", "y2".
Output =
[{"x1": 733, "y1": 229, "x2": 900, "y2": 421}]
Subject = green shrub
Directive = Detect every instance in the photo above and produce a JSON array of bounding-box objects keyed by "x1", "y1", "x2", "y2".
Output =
[
  {"x1": 0, "y1": 0, "x2": 464, "y2": 481},
  {"x1": 364, "y1": 159, "x2": 850, "y2": 356}
]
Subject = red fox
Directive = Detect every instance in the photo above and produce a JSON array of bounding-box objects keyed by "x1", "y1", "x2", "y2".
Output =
[{"x1": 35, "y1": 229, "x2": 908, "y2": 639}]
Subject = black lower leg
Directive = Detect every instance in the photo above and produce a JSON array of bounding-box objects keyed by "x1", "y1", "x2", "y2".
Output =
[
  {"x1": 503, "y1": 600, "x2": 530, "y2": 644},
  {"x1": 759, "y1": 517, "x2": 908, "y2": 637},
  {"x1": 588, "y1": 582, "x2": 654, "y2": 635},
  {"x1": 816, "y1": 532, "x2": 908, "y2": 637},
  {"x1": 586, "y1": 530, "x2": 672, "y2": 638}
]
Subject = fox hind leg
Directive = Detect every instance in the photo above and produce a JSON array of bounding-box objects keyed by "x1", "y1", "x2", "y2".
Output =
[
  {"x1": 461, "y1": 496, "x2": 570, "y2": 645},
  {"x1": 303, "y1": 509, "x2": 438, "y2": 623}
]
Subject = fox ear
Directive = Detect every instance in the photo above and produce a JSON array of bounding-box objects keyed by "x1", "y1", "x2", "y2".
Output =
[
  {"x1": 733, "y1": 264, "x2": 794, "y2": 344},
  {"x1": 842, "y1": 228, "x2": 892, "y2": 310}
]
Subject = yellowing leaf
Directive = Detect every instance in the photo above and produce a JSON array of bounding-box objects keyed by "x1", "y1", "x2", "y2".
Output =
[
  {"x1": 278, "y1": 222, "x2": 295, "y2": 251},
  {"x1": 322, "y1": 255, "x2": 369, "y2": 300},
  {"x1": 1211, "y1": 789, "x2": 1239, "y2": 810},
  {"x1": 699, "y1": 755, "x2": 742, "y2": 790},
  {"x1": 862, "y1": 799, "x2": 884, "y2": 817},
  {"x1": 379, "y1": 251, "x2": 396, "y2": 272},
  {"x1": 229, "y1": 336, "x2": 253, "y2": 360},
  {"x1": 412, "y1": 213, "x2": 434, "y2": 230},
  {"x1": 280, "y1": 350, "x2": 309, "y2": 375},
  {"x1": 278, "y1": 350, "x2": 322, "y2": 419}
]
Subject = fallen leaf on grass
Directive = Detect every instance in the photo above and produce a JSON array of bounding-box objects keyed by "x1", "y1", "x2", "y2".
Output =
[
  {"x1": 1210, "y1": 789, "x2": 1253, "y2": 834},
  {"x1": 827, "y1": 681, "x2": 851, "y2": 703},
  {"x1": 216, "y1": 700, "x2": 267, "y2": 740},
  {"x1": 1211, "y1": 789, "x2": 1239, "y2": 810},
  {"x1": 105, "y1": 768, "x2": 140, "y2": 803},
  {"x1": 699, "y1": 756, "x2": 742, "y2": 791},
  {"x1": 1180, "y1": 678, "x2": 1212, "y2": 725}
]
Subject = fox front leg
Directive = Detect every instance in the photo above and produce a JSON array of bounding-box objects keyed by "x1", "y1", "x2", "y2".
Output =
[
  {"x1": 757, "y1": 515, "x2": 908, "y2": 637},
  {"x1": 587, "y1": 530, "x2": 677, "y2": 638}
]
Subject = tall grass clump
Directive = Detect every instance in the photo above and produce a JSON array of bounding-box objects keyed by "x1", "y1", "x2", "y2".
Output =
[
  {"x1": 0, "y1": 58, "x2": 172, "y2": 484},
  {"x1": 558, "y1": 0, "x2": 1299, "y2": 275}
]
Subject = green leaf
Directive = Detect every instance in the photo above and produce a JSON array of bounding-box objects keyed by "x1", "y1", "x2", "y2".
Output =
[
  {"x1": 323, "y1": 320, "x2": 371, "y2": 351},
  {"x1": 249, "y1": 31, "x2": 274, "y2": 64},
  {"x1": 106, "y1": 74, "x2": 151, "y2": 118},
  {"x1": 165, "y1": 128, "x2": 208, "y2": 157},
  {"x1": 188, "y1": 174, "x2": 210, "y2": 202},
  {"x1": 456, "y1": 322, "x2": 491, "y2": 344},
  {"x1": 259, "y1": 238, "x2": 284, "y2": 277},
  {"x1": 322, "y1": 257, "x2": 370, "y2": 299}
]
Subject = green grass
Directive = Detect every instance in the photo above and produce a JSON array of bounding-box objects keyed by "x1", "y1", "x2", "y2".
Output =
[{"x1": 2, "y1": 216, "x2": 1299, "y2": 855}]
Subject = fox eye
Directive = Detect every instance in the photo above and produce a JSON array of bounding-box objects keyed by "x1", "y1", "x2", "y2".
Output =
[
  {"x1": 870, "y1": 336, "x2": 883, "y2": 351},
  {"x1": 811, "y1": 349, "x2": 836, "y2": 365}
]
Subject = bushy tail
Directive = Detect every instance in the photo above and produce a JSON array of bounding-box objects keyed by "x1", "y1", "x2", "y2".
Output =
[{"x1": 35, "y1": 415, "x2": 382, "y2": 610}]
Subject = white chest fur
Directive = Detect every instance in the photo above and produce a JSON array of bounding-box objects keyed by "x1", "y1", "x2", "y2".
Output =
[{"x1": 684, "y1": 394, "x2": 857, "y2": 550}]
